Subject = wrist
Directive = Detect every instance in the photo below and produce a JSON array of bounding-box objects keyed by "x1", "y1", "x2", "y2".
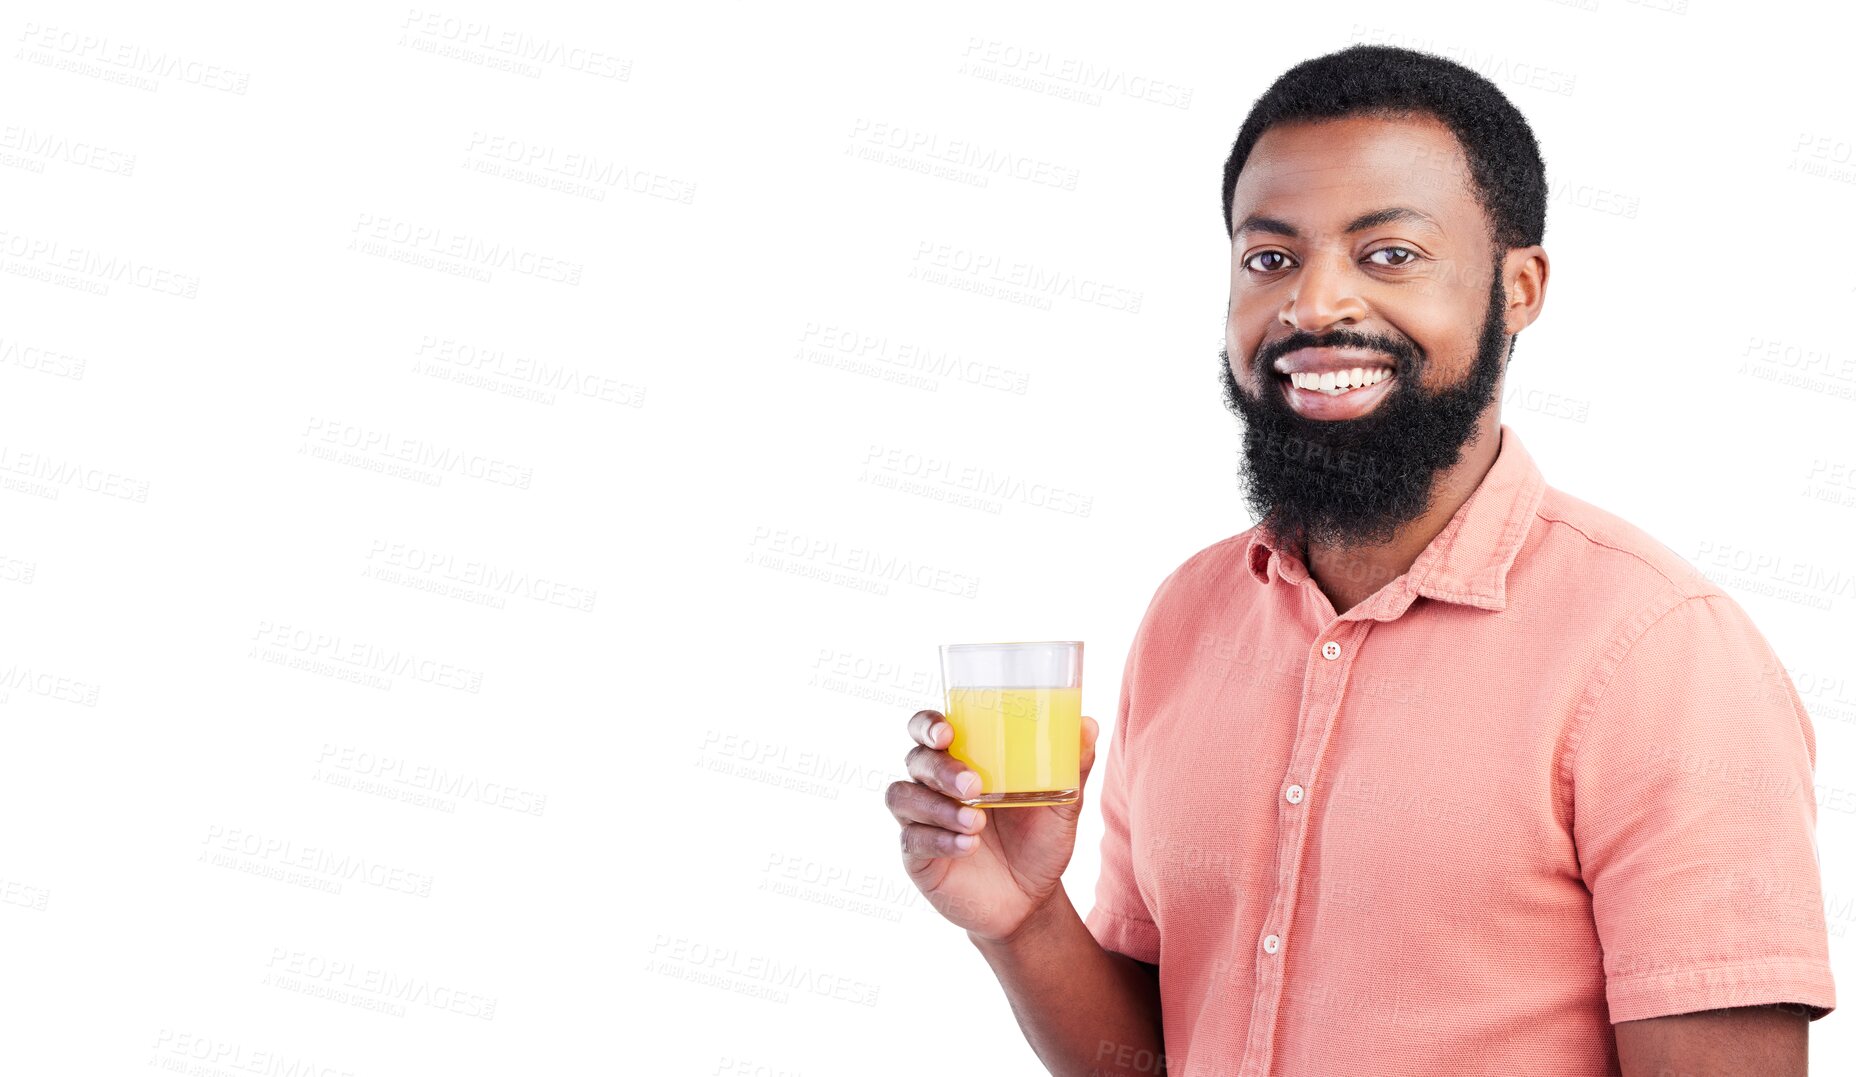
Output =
[{"x1": 971, "y1": 886, "x2": 1072, "y2": 953}]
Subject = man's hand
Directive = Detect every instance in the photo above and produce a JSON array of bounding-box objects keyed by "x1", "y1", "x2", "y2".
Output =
[{"x1": 884, "y1": 708, "x2": 1100, "y2": 942}]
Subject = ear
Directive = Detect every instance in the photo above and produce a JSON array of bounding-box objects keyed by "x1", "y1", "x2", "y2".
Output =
[{"x1": 1501, "y1": 245, "x2": 1549, "y2": 336}]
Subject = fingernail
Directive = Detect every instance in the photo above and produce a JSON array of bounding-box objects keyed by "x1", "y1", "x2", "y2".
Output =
[
  {"x1": 931, "y1": 722, "x2": 949, "y2": 745},
  {"x1": 954, "y1": 834, "x2": 976, "y2": 850},
  {"x1": 957, "y1": 807, "x2": 982, "y2": 830},
  {"x1": 957, "y1": 772, "x2": 979, "y2": 796}
]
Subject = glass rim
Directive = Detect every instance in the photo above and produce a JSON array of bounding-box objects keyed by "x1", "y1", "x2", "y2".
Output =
[{"x1": 940, "y1": 640, "x2": 1082, "y2": 651}]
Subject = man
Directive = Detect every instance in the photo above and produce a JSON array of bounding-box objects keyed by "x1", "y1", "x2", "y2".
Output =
[{"x1": 886, "y1": 44, "x2": 1835, "y2": 1077}]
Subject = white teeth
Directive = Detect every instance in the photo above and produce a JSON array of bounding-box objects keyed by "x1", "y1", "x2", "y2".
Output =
[{"x1": 1288, "y1": 368, "x2": 1391, "y2": 393}]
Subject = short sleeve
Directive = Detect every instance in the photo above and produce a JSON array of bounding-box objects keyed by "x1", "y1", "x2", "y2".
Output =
[
  {"x1": 1083, "y1": 637, "x2": 1161, "y2": 965},
  {"x1": 1570, "y1": 593, "x2": 1836, "y2": 1024}
]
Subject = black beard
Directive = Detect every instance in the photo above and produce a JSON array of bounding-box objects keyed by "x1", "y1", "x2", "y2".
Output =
[{"x1": 1219, "y1": 267, "x2": 1510, "y2": 551}]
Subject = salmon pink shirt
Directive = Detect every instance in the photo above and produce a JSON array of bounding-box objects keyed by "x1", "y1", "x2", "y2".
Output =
[{"x1": 1084, "y1": 423, "x2": 1835, "y2": 1076}]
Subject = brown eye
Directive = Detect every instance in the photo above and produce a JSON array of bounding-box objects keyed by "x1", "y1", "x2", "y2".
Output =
[
  {"x1": 1244, "y1": 251, "x2": 1290, "y2": 272},
  {"x1": 1368, "y1": 246, "x2": 1417, "y2": 267}
]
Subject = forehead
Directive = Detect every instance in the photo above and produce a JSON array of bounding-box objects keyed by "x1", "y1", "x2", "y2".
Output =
[{"x1": 1230, "y1": 114, "x2": 1481, "y2": 238}]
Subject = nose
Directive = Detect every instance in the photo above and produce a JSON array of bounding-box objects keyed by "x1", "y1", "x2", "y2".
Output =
[{"x1": 1278, "y1": 249, "x2": 1367, "y2": 332}]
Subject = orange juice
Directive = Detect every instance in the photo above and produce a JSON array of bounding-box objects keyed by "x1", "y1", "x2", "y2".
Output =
[{"x1": 945, "y1": 685, "x2": 1081, "y2": 806}]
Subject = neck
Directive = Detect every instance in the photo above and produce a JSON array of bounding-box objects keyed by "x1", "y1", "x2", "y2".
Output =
[{"x1": 1301, "y1": 411, "x2": 1504, "y2": 615}]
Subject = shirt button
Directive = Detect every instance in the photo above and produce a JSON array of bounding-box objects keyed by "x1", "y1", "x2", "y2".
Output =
[
  {"x1": 1264, "y1": 934, "x2": 1281, "y2": 954},
  {"x1": 1322, "y1": 640, "x2": 1341, "y2": 660},
  {"x1": 1285, "y1": 784, "x2": 1304, "y2": 804}
]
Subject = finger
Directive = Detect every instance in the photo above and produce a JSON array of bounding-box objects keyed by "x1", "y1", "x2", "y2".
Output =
[
  {"x1": 906, "y1": 743, "x2": 981, "y2": 800},
  {"x1": 885, "y1": 780, "x2": 988, "y2": 835},
  {"x1": 899, "y1": 821, "x2": 978, "y2": 860},
  {"x1": 908, "y1": 709, "x2": 949, "y2": 749},
  {"x1": 1078, "y1": 715, "x2": 1101, "y2": 784}
]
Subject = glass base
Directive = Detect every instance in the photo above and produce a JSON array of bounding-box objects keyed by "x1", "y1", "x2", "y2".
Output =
[{"x1": 962, "y1": 789, "x2": 1079, "y2": 808}]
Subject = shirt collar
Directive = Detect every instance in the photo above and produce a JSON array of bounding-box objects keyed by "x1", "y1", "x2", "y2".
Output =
[{"x1": 1243, "y1": 423, "x2": 1546, "y2": 615}]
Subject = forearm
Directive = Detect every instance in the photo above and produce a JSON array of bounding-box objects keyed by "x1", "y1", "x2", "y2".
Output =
[{"x1": 969, "y1": 887, "x2": 1166, "y2": 1076}]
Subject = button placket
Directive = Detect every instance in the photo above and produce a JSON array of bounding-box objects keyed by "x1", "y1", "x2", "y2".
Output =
[{"x1": 1244, "y1": 624, "x2": 1360, "y2": 1075}]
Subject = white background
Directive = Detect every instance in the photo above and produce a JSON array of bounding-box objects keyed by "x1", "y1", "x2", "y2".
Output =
[{"x1": 2, "y1": 1, "x2": 1853, "y2": 1073}]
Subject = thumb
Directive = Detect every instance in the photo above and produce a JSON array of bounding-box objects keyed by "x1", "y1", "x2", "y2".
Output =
[{"x1": 1077, "y1": 714, "x2": 1101, "y2": 788}]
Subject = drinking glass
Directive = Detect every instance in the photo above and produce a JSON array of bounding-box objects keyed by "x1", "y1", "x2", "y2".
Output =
[{"x1": 937, "y1": 641, "x2": 1083, "y2": 807}]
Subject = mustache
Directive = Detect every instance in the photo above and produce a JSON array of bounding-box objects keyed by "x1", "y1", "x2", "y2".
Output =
[{"x1": 1251, "y1": 329, "x2": 1420, "y2": 372}]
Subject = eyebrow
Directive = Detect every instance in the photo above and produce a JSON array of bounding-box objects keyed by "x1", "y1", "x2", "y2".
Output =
[{"x1": 1234, "y1": 206, "x2": 1440, "y2": 238}]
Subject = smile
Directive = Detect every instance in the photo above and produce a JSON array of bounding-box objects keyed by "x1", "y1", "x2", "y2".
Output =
[
  {"x1": 1288, "y1": 367, "x2": 1392, "y2": 393},
  {"x1": 1276, "y1": 367, "x2": 1398, "y2": 420}
]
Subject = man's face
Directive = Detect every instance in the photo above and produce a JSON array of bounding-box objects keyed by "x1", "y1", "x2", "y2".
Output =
[{"x1": 1220, "y1": 113, "x2": 1513, "y2": 550}]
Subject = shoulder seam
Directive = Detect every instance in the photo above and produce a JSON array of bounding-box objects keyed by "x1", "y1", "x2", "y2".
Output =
[
  {"x1": 1532, "y1": 506, "x2": 1706, "y2": 597},
  {"x1": 1562, "y1": 592, "x2": 1718, "y2": 844}
]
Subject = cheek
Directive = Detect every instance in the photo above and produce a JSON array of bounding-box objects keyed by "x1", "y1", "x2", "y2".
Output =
[
  {"x1": 1397, "y1": 301, "x2": 1479, "y2": 392},
  {"x1": 1227, "y1": 299, "x2": 1270, "y2": 390},
  {"x1": 1227, "y1": 334, "x2": 1264, "y2": 395}
]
